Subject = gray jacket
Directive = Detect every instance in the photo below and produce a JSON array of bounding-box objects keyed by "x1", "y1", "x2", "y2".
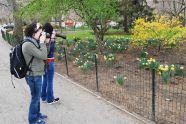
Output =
[{"x1": 22, "y1": 37, "x2": 47, "y2": 76}]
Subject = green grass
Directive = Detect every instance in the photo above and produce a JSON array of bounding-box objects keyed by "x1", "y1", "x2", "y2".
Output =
[
  {"x1": 65, "y1": 29, "x2": 131, "y2": 40},
  {"x1": 66, "y1": 30, "x2": 95, "y2": 40}
]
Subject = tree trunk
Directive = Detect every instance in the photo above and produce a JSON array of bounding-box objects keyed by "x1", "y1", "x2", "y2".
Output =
[
  {"x1": 121, "y1": 0, "x2": 129, "y2": 33},
  {"x1": 123, "y1": 14, "x2": 129, "y2": 33},
  {"x1": 55, "y1": 17, "x2": 57, "y2": 25},
  {"x1": 183, "y1": 1, "x2": 186, "y2": 26},
  {"x1": 95, "y1": 31, "x2": 104, "y2": 54},
  {"x1": 11, "y1": 0, "x2": 23, "y2": 45},
  {"x1": 13, "y1": 16, "x2": 23, "y2": 45}
]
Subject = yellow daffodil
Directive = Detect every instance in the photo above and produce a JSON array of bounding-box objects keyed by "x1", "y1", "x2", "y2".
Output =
[
  {"x1": 108, "y1": 58, "x2": 112, "y2": 61},
  {"x1": 170, "y1": 67, "x2": 175, "y2": 71},
  {"x1": 164, "y1": 67, "x2": 169, "y2": 71},
  {"x1": 104, "y1": 56, "x2": 107, "y2": 60},
  {"x1": 165, "y1": 65, "x2": 169, "y2": 68}
]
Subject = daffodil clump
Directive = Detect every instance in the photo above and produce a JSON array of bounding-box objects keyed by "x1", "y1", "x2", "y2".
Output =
[
  {"x1": 104, "y1": 38, "x2": 129, "y2": 53},
  {"x1": 138, "y1": 51, "x2": 155, "y2": 69},
  {"x1": 132, "y1": 16, "x2": 186, "y2": 48},
  {"x1": 138, "y1": 57, "x2": 159, "y2": 70},
  {"x1": 158, "y1": 64, "x2": 184, "y2": 84},
  {"x1": 137, "y1": 53, "x2": 159, "y2": 70},
  {"x1": 84, "y1": 52, "x2": 96, "y2": 62},
  {"x1": 73, "y1": 56, "x2": 95, "y2": 72},
  {"x1": 147, "y1": 58, "x2": 160, "y2": 70},
  {"x1": 79, "y1": 60, "x2": 94, "y2": 72},
  {"x1": 73, "y1": 57, "x2": 84, "y2": 66},
  {"x1": 158, "y1": 64, "x2": 174, "y2": 84},
  {"x1": 137, "y1": 51, "x2": 185, "y2": 84},
  {"x1": 103, "y1": 53, "x2": 116, "y2": 66},
  {"x1": 174, "y1": 65, "x2": 184, "y2": 76},
  {"x1": 137, "y1": 57, "x2": 149, "y2": 69},
  {"x1": 114, "y1": 75, "x2": 127, "y2": 86}
]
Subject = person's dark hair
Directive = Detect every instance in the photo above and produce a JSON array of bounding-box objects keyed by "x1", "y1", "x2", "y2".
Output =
[
  {"x1": 24, "y1": 23, "x2": 42, "y2": 37},
  {"x1": 42, "y1": 22, "x2": 53, "y2": 35}
]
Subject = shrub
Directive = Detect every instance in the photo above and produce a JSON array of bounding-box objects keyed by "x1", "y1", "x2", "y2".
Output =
[{"x1": 132, "y1": 16, "x2": 186, "y2": 49}]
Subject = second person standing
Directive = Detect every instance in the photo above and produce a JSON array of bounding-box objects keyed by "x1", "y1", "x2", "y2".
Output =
[{"x1": 41, "y1": 23, "x2": 60, "y2": 104}]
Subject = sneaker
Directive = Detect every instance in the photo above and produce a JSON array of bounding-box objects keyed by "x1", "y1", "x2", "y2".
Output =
[
  {"x1": 32, "y1": 119, "x2": 45, "y2": 124},
  {"x1": 39, "y1": 113, "x2": 48, "y2": 120},
  {"x1": 47, "y1": 98, "x2": 60, "y2": 104}
]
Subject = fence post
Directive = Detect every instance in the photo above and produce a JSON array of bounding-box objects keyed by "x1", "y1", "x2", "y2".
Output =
[
  {"x1": 152, "y1": 69, "x2": 156, "y2": 121},
  {"x1": 95, "y1": 54, "x2": 99, "y2": 92},
  {"x1": 63, "y1": 47, "x2": 69, "y2": 76}
]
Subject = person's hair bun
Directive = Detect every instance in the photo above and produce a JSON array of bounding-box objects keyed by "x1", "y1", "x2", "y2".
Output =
[{"x1": 42, "y1": 23, "x2": 53, "y2": 35}]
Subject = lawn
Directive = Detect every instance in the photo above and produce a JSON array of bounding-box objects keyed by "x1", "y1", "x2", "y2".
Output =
[{"x1": 64, "y1": 28, "x2": 132, "y2": 40}]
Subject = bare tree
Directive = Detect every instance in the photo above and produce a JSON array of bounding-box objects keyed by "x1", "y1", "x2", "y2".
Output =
[
  {"x1": 152, "y1": 0, "x2": 186, "y2": 26},
  {"x1": 5, "y1": 0, "x2": 24, "y2": 44},
  {"x1": 0, "y1": 0, "x2": 11, "y2": 23}
]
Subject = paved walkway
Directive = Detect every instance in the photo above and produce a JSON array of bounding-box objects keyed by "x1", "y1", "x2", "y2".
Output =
[{"x1": 0, "y1": 33, "x2": 153, "y2": 124}]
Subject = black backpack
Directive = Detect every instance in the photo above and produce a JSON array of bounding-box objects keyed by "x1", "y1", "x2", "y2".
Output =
[{"x1": 10, "y1": 40, "x2": 38, "y2": 82}]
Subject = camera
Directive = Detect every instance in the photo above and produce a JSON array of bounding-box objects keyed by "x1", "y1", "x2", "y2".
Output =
[
  {"x1": 41, "y1": 32, "x2": 51, "y2": 38},
  {"x1": 46, "y1": 33, "x2": 51, "y2": 38}
]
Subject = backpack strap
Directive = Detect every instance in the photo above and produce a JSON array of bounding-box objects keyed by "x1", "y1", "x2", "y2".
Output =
[
  {"x1": 22, "y1": 39, "x2": 40, "y2": 49},
  {"x1": 27, "y1": 56, "x2": 34, "y2": 71}
]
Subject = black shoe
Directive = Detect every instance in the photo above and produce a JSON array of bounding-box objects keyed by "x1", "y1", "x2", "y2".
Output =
[{"x1": 47, "y1": 98, "x2": 60, "y2": 104}]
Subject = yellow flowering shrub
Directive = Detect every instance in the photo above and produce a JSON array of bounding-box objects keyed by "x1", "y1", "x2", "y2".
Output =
[{"x1": 132, "y1": 16, "x2": 186, "y2": 48}]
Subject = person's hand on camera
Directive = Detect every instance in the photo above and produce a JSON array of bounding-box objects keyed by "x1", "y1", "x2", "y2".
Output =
[
  {"x1": 40, "y1": 32, "x2": 47, "y2": 43},
  {"x1": 45, "y1": 38, "x2": 50, "y2": 44},
  {"x1": 51, "y1": 31, "x2": 56, "y2": 39}
]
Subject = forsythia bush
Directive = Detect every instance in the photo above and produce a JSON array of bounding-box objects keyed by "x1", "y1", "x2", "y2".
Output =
[{"x1": 132, "y1": 16, "x2": 186, "y2": 48}]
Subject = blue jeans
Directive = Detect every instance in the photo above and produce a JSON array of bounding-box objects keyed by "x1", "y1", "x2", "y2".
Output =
[
  {"x1": 41, "y1": 62, "x2": 55, "y2": 102},
  {"x1": 25, "y1": 76, "x2": 43, "y2": 124}
]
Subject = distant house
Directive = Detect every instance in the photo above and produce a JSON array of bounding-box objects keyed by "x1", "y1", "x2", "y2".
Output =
[
  {"x1": 65, "y1": 20, "x2": 74, "y2": 27},
  {"x1": 51, "y1": 10, "x2": 86, "y2": 28}
]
